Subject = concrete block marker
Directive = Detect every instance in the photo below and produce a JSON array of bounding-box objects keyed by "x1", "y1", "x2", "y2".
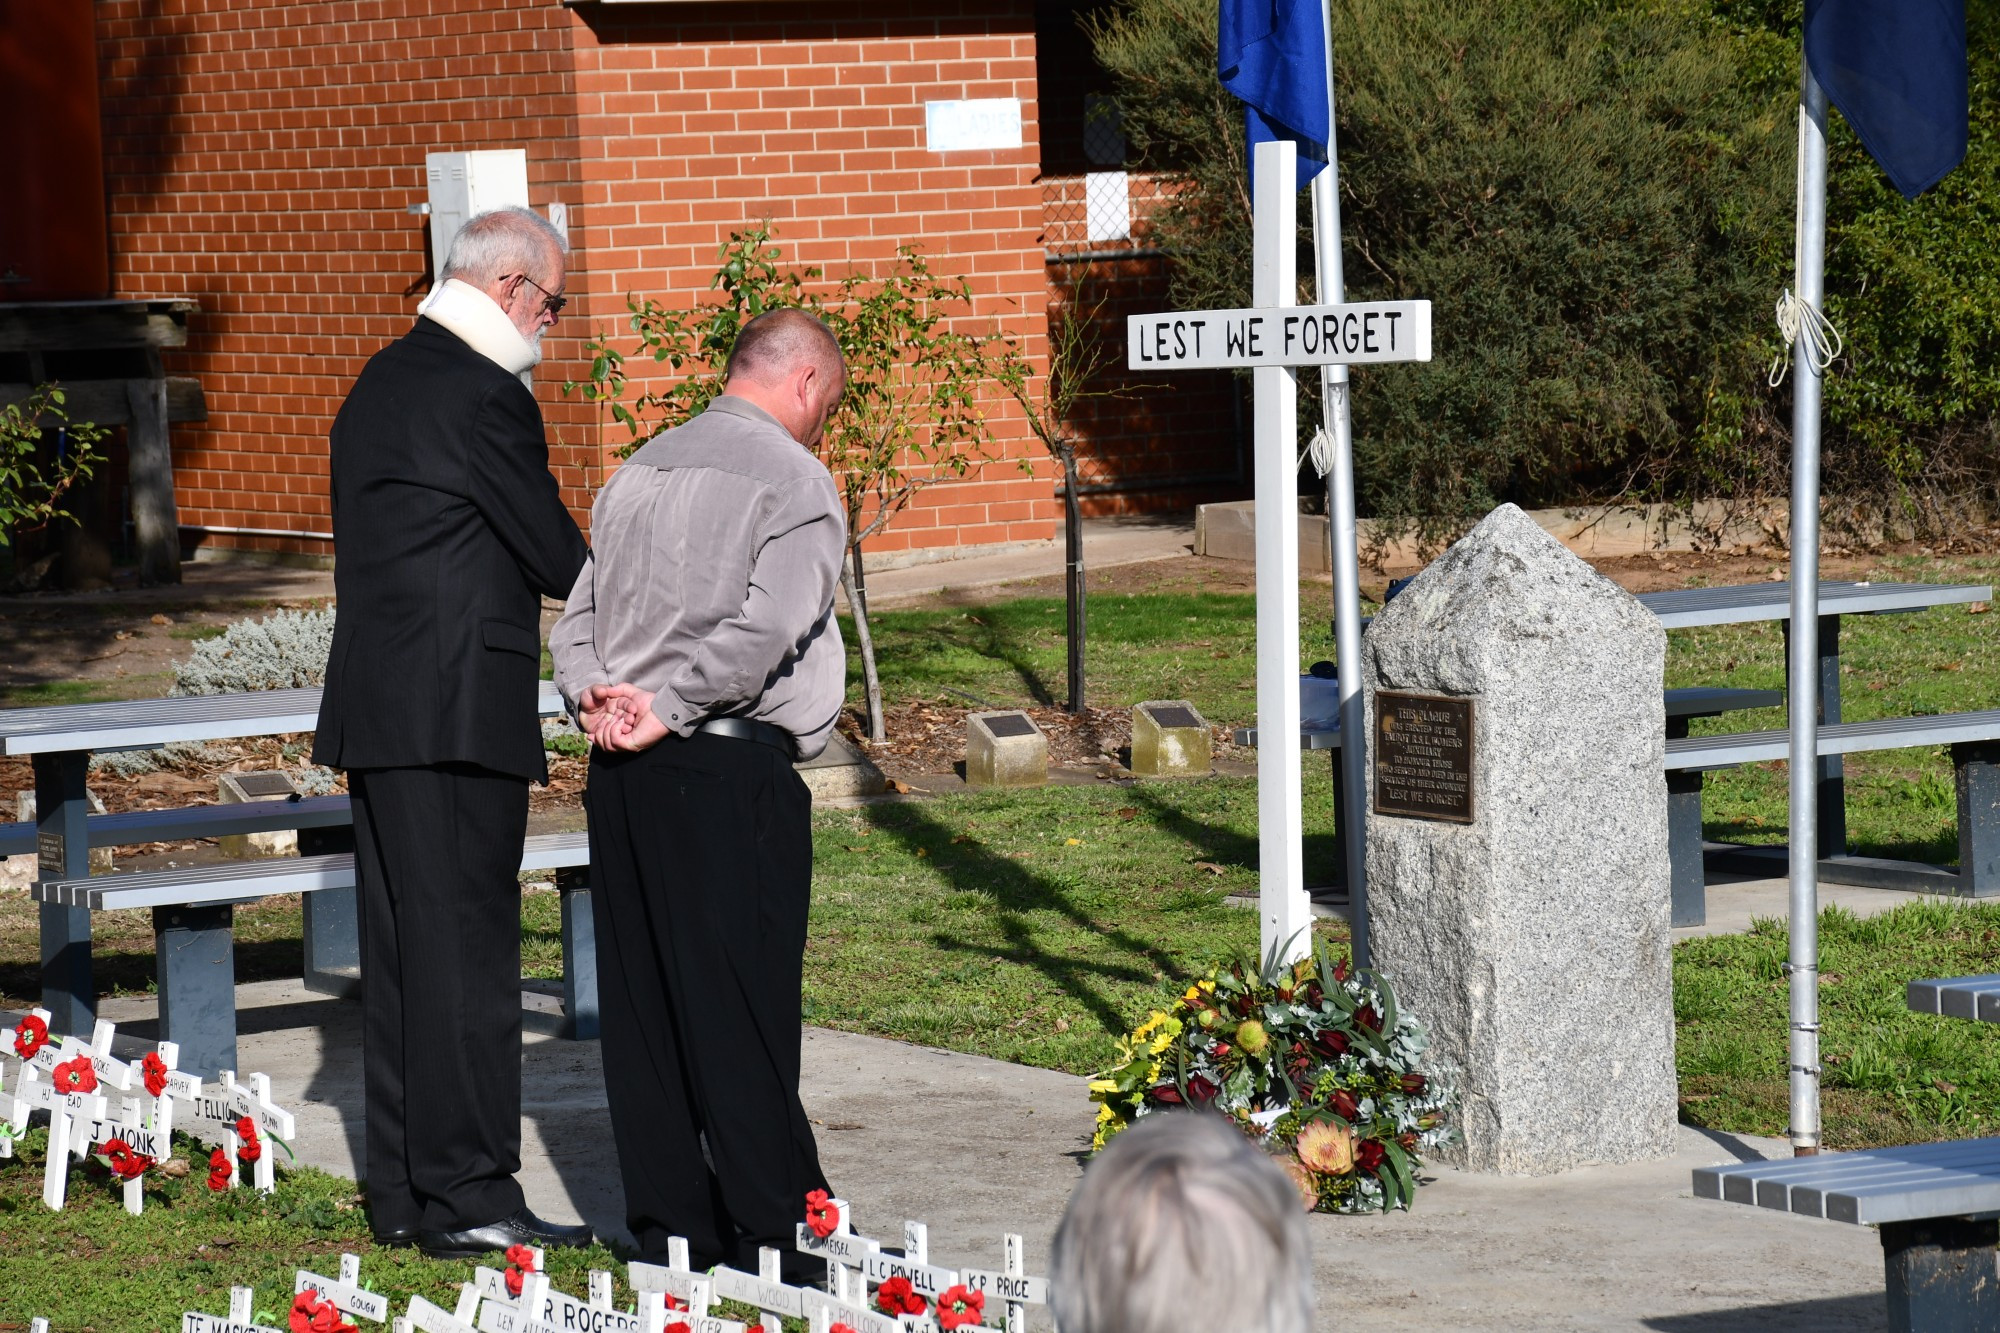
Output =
[
  {"x1": 964, "y1": 710, "x2": 1046, "y2": 788},
  {"x1": 1364, "y1": 503, "x2": 1676, "y2": 1174},
  {"x1": 216, "y1": 769, "x2": 304, "y2": 858},
  {"x1": 1129, "y1": 700, "x2": 1211, "y2": 777}
]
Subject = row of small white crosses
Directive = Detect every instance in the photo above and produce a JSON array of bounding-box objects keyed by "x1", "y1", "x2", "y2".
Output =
[
  {"x1": 181, "y1": 1256, "x2": 388, "y2": 1333},
  {"x1": 3, "y1": 1012, "x2": 205, "y2": 1214},
  {"x1": 798, "y1": 1204, "x2": 1049, "y2": 1333}
]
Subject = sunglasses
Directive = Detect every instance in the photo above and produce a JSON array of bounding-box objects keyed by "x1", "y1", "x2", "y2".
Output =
[{"x1": 513, "y1": 273, "x2": 567, "y2": 318}]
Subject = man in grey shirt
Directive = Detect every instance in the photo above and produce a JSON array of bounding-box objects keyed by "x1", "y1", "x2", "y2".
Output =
[{"x1": 550, "y1": 308, "x2": 845, "y2": 1277}]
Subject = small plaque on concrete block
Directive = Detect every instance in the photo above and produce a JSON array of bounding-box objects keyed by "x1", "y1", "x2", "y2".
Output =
[
  {"x1": 217, "y1": 770, "x2": 302, "y2": 859},
  {"x1": 965, "y1": 711, "x2": 1046, "y2": 788},
  {"x1": 1130, "y1": 700, "x2": 1210, "y2": 777}
]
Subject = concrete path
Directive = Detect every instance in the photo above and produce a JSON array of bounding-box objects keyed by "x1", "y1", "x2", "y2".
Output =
[
  {"x1": 845, "y1": 516, "x2": 1195, "y2": 609},
  {"x1": 60, "y1": 977, "x2": 1889, "y2": 1332}
]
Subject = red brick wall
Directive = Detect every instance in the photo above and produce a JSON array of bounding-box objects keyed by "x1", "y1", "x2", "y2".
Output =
[{"x1": 89, "y1": 0, "x2": 1061, "y2": 562}]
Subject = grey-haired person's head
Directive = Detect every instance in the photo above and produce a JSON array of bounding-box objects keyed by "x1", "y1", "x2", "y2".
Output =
[
  {"x1": 1051, "y1": 1111, "x2": 1313, "y2": 1333},
  {"x1": 439, "y1": 205, "x2": 568, "y2": 287}
]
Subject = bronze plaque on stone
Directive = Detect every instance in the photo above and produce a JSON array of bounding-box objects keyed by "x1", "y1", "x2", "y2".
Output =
[{"x1": 1373, "y1": 692, "x2": 1475, "y2": 823}]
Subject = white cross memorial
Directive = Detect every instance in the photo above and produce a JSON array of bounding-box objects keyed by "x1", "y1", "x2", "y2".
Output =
[
  {"x1": 629, "y1": 1238, "x2": 748, "y2": 1333},
  {"x1": 857, "y1": 1221, "x2": 962, "y2": 1325},
  {"x1": 198, "y1": 1069, "x2": 294, "y2": 1193},
  {"x1": 954, "y1": 1234, "x2": 1048, "y2": 1333},
  {"x1": 3, "y1": 1007, "x2": 61, "y2": 1078},
  {"x1": 1126, "y1": 137, "x2": 1433, "y2": 966},
  {"x1": 400, "y1": 1282, "x2": 483, "y2": 1333},
  {"x1": 15, "y1": 1059, "x2": 107, "y2": 1210},
  {"x1": 474, "y1": 1254, "x2": 650, "y2": 1333},
  {"x1": 794, "y1": 1194, "x2": 880, "y2": 1306},
  {"x1": 296, "y1": 1253, "x2": 390, "y2": 1325},
  {"x1": 144, "y1": 1038, "x2": 203, "y2": 1139},
  {"x1": 182, "y1": 1284, "x2": 286, "y2": 1333},
  {"x1": 711, "y1": 1247, "x2": 806, "y2": 1333}
]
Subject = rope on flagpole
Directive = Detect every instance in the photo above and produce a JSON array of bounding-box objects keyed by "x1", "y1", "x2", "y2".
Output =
[
  {"x1": 1299, "y1": 418, "x2": 1339, "y2": 478},
  {"x1": 1768, "y1": 288, "x2": 1843, "y2": 385}
]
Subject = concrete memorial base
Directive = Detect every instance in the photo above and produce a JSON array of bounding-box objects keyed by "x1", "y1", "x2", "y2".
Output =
[{"x1": 1364, "y1": 503, "x2": 1677, "y2": 1174}]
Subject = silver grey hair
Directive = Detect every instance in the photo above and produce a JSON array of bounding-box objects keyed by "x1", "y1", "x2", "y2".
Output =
[
  {"x1": 440, "y1": 205, "x2": 568, "y2": 286},
  {"x1": 1051, "y1": 1112, "x2": 1313, "y2": 1333}
]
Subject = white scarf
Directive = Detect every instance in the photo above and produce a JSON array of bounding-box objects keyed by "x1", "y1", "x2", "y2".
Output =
[{"x1": 417, "y1": 278, "x2": 539, "y2": 383}]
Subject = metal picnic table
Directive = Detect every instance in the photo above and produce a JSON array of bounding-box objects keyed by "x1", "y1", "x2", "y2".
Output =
[
  {"x1": 1259, "y1": 578, "x2": 1992, "y2": 888},
  {"x1": 1, "y1": 682, "x2": 566, "y2": 1036}
]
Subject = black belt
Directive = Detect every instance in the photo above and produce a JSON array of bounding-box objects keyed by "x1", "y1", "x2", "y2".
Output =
[{"x1": 695, "y1": 716, "x2": 797, "y2": 760}]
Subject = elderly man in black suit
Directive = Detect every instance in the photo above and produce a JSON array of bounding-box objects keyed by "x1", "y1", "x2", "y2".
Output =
[{"x1": 315, "y1": 206, "x2": 592, "y2": 1258}]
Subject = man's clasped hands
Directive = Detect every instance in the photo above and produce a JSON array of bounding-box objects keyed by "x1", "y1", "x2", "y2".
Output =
[{"x1": 576, "y1": 683, "x2": 668, "y2": 752}]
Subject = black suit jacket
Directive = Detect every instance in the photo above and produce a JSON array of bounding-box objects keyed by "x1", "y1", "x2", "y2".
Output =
[{"x1": 313, "y1": 318, "x2": 587, "y2": 783}]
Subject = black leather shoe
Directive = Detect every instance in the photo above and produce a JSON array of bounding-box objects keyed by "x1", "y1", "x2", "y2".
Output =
[
  {"x1": 418, "y1": 1209, "x2": 594, "y2": 1260},
  {"x1": 372, "y1": 1227, "x2": 418, "y2": 1249}
]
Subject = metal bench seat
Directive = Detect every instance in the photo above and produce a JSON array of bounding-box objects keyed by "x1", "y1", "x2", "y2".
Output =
[
  {"x1": 1231, "y1": 685, "x2": 1784, "y2": 749},
  {"x1": 29, "y1": 832, "x2": 598, "y2": 1075},
  {"x1": 1665, "y1": 708, "x2": 2000, "y2": 771},
  {"x1": 1695, "y1": 1140, "x2": 2000, "y2": 1327},
  {"x1": 1908, "y1": 975, "x2": 2000, "y2": 1024},
  {"x1": 0, "y1": 794, "x2": 357, "y2": 860}
]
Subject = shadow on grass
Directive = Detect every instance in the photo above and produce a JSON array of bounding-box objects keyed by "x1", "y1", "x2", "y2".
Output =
[
  {"x1": 862, "y1": 801, "x2": 1183, "y2": 1037},
  {"x1": 1703, "y1": 819, "x2": 1960, "y2": 867},
  {"x1": 1119, "y1": 781, "x2": 1343, "y2": 886}
]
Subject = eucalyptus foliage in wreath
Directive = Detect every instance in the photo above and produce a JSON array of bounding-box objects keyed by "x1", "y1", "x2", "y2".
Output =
[{"x1": 1090, "y1": 939, "x2": 1455, "y2": 1214}]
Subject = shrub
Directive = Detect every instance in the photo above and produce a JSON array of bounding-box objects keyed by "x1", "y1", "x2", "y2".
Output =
[{"x1": 170, "y1": 610, "x2": 336, "y2": 696}]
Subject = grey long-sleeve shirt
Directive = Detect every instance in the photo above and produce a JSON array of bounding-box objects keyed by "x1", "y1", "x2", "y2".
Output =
[{"x1": 550, "y1": 395, "x2": 847, "y2": 759}]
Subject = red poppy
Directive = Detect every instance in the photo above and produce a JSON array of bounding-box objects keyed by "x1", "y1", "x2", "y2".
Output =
[
  {"x1": 665, "y1": 1324, "x2": 692, "y2": 1333},
  {"x1": 831, "y1": 1325, "x2": 859, "y2": 1333},
  {"x1": 52, "y1": 1056, "x2": 98, "y2": 1096},
  {"x1": 235, "y1": 1115, "x2": 257, "y2": 1140},
  {"x1": 936, "y1": 1285, "x2": 986, "y2": 1330},
  {"x1": 290, "y1": 1292, "x2": 356, "y2": 1333},
  {"x1": 104, "y1": 1137, "x2": 152, "y2": 1181},
  {"x1": 1357, "y1": 1140, "x2": 1386, "y2": 1173},
  {"x1": 142, "y1": 1051, "x2": 170, "y2": 1098},
  {"x1": 662, "y1": 1293, "x2": 687, "y2": 1312},
  {"x1": 12, "y1": 1014, "x2": 48, "y2": 1060},
  {"x1": 238, "y1": 1137, "x2": 263, "y2": 1164},
  {"x1": 506, "y1": 1243, "x2": 539, "y2": 1270},
  {"x1": 805, "y1": 1187, "x2": 841, "y2": 1239},
  {"x1": 875, "y1": 1276, "x2": 926, "y2": 1317},
  {"x1": 207, "y1": 1146, "x2": 232, "y2": 1191}
]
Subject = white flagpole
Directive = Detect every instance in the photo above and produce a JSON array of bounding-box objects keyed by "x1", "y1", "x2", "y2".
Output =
[
  {"x1": 1309, "y1": 0, "x2": 1369, "y2": 967},
  {"x1": 1786, "y1": 60, "x2": 1829, "y2": 1157}
]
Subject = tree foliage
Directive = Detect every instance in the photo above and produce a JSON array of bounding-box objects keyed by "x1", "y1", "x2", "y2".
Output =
[
  {"x1": 1, "y1": 385, "x2": 107, "y2": 539},
  {"x1": 1093, "y1": 0, "x2": 2000, "y2": 542}
]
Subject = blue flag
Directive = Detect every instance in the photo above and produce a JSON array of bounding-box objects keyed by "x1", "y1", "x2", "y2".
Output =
[
  {"x1": 1804, "y1": 0, "x2": 1968, "y2": 199},
  {"x1": 1218, "y1": 0, "x2": 1330, "y2": 191}
]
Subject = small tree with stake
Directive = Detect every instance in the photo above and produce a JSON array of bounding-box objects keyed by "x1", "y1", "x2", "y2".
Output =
[
  {"x1": 569, "y1": 226, "x2": 1028, "y2": 742},
  {"x1": 1002, "y1": 285, "x2": 1145, "y2": 714}
]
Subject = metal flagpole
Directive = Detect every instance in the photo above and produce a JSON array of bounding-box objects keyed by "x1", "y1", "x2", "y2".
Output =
[
  {"x1": 1310, "y1": 0, "x2": 1369, "y2": 968},
  {"x1": 1786, "y1": 60, "x2": 1830, "y2": 1158}
]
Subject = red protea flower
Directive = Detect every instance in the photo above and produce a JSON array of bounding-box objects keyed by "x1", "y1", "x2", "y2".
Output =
[
  {"x1": 1354, "y1": 1005, "x2": 1382, "y2": 1033},
  {"x1": 12, "y1": 1014, "x2": 48, "y2": 1060},
  {"x1": 1186, "y1": 1074, "x2": 1220, "y2": 1105},
  {"x1": 1314, "y1": 1029, "x2": 1350, "y2": 1058},
  {"x1": 1327, "y1": 1088, "x2": 1360, "y2": 1121},
  {"x1": 1147, "y1": 1081, "x2": 1184, "y2": 1105},
  {"x1": 52, "y1": 1055, "x2": 97, "y2": 1096},
  {"x1": 142, "y1": 1051, "x2": 170, "y2": 1098},
  {"x1": 1356, "y1": 1139, "x2": 1386, "y2": 1173},
  {"x1": 805, "y1": 1187, "x2": 841, "y2": 1239},
  {"x1": 1400, "y1": 1072, "x2": 1428, "y2": 1095},
  {"x1": 875, "y1": 1276, "x2": 926, "y2": 1317},
  {"x1": 936, "y1": 1285, "x2": 986, "y2": 1330}
]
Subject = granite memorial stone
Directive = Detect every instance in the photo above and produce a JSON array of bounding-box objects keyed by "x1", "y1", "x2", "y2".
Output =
[{"x1": 1363, "y1": 503, "x2": 1676, "y2": 1174}]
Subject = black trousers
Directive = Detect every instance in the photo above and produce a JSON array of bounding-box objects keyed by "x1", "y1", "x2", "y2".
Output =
[
  {"x1": 351, "y1": 763, "x2": 529, "y2": 1233},
  {"x1": 587, "y1": 732, "x2": 830, "y2": 1270}
]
